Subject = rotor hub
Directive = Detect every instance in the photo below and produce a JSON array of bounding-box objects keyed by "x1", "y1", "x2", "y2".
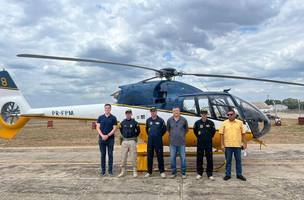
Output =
[{"x1": 157, "y1": 68, "x2": 182, "y2": 80}]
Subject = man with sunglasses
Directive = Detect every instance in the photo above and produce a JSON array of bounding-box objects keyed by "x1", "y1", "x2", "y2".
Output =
[{"x1": 219, "y1": 108, "x2": 247, "y2": 181}]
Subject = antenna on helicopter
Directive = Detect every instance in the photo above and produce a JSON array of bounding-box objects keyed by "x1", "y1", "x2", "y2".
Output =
[{"x1": 223, "y1": 88, "x2": 231, "y2": 93}]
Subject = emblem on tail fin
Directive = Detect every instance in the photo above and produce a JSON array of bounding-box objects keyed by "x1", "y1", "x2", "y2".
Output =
[{"x1": 1, "y1": 102, "x2": 20, "y2": 125}]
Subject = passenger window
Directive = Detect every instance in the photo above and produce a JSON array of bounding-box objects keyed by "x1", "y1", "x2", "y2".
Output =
[
  {"x1": 198, "y1": 97, "x2": 211, "y2": 114},
  {"x1": 183, "y1": 97, "x2": 197, "y2": 114}
]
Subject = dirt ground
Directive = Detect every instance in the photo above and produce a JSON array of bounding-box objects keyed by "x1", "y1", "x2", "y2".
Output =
[
  {"x1": 0, "y1": 118, "x2": 304, "y2": 200},
  {"x1": 0, "y1": 144, "x2": 303, "y2": 200}
]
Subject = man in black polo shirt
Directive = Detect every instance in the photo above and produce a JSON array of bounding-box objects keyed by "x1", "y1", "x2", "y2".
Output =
[
  {"x1": 96, "y1": 104, "x2": 117, "y2": 176},
  {"x1": 118, "y1": 109, "x2": 140, "y2": 178},
  {"x1": 144, "y1": 107, "x2": 167, "y2": 178},
  {"x1": 193, "y1": 109, "x2": 216, "y2": 180}
]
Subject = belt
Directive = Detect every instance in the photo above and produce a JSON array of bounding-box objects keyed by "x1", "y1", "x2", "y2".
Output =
[{"x1": 122, "y1": 137, "x2": 137, "y2": 141}]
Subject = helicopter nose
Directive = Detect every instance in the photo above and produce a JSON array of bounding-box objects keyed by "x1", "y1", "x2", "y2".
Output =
[
  {"x1": 246, "y1": 116, "x2": 271, "y2": 138},
  {"x1": 235, "y1": 96, "x2": 271, "y2": 138}
]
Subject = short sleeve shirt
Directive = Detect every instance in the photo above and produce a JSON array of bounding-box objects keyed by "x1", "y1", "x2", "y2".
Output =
[
  {"x1": 219, "y1": 119, "x2": 245, "y2": 147},
  {"x1": 167, "y1": 116, "x2": 188, "y2": 146},
  {"x1": 97, "y1": 114, "x2": 117, "y2": 140}
]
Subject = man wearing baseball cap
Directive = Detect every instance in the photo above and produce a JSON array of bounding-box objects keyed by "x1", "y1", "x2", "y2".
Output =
[
  {"x1": 193, "y1": 109, "x2": 216, "y2": 180},
  {"x1": 118, "y1": 109, "x2": 140, "y2": 178},
  {"x1": 144, "y1": 107, "x2": 167, "y2": 178}
]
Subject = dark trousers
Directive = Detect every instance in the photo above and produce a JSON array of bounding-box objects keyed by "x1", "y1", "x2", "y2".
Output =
[
  {"x1": 99, "y1": 137, "x2": 114, "y2": 174},
  {"x1": 147, "y1": 137, "x2": 164, "y2": 174},
  {"x1": 196, "y1": 143, "x2": 213, "y2": 177},
  {"x1": 225, "y1": 147, "x2": 242, "y2": 177}
]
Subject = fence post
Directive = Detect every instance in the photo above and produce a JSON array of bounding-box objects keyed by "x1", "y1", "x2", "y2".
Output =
[
  {"x1": 92, "y1": 122, "x2": 97, "y2": 130},
  {"x1": 47, "y1": 120, "x2": 54, "y2": 128}
]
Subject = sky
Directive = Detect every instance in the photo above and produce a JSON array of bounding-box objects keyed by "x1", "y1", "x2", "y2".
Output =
[{"x1": 1, "y1": 0, "x2": 304, "y2": 108}]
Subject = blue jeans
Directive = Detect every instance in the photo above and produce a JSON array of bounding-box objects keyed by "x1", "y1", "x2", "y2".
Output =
[
  {"x1": 225, "y1": 147, "x2": 242, "y2": 177},
  {"x1": 170, "y1": 145, "x2": 186, "y2": 175},
  {"x1": 99, "y1": 137, "x2": 114, "y2": 174}
]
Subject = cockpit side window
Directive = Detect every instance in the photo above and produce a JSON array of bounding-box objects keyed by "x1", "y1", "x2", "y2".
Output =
[
  {"x1": 182, "y1": 97, "x2": 197, "y2": 114},
  {"x1": 209, "y1": 95, "x2": 241, "y2": 120}
]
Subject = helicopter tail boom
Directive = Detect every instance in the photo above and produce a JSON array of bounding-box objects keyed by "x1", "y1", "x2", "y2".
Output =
[{"x1": 0, "y1": 70, "x2": 30, "y2": 139}]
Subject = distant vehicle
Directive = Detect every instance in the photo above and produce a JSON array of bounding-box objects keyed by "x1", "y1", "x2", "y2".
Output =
[{"x1": 274, "y1": 117, "x2": 282, "y2": 126}]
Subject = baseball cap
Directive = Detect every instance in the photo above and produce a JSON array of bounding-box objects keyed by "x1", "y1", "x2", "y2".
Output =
[
  {"x1": 200, "y1": 109, "x2": 208, "y2": 114},
  {"x1": 150, "y1": 107, "x2": 157, "y2": 111},
  {"x1": 125, "y1": 109, "x2": 132, "y2": 114}
]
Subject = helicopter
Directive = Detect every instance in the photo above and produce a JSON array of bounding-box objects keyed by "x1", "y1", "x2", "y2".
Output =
[{"x1": 1, "y1": 53, "x2": 303, "y2": 171}]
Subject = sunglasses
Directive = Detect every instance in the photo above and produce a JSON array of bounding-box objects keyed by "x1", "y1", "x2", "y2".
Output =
[{"x1": 227, "y1": 113, "x2": 234, "y2": 116}]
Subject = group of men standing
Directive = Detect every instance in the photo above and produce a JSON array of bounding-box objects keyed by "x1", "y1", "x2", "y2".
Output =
[{"x1": 96, "y1": 104, "x2": 247, "y2": 181}]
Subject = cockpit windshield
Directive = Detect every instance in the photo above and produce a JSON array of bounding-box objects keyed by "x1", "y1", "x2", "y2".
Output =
[
  {"x1": 184, "y1": 93, "x2": 270, "y2": 138},
  {"x1": 233, "y1": 96, "x2": 270, "y2": 138}
]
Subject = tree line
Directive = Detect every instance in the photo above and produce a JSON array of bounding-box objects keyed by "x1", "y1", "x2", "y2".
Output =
[{"x1": 265, "y1": 98, "x2": 304, "y2": 110}]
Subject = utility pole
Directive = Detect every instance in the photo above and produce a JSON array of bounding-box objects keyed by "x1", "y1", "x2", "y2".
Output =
[
  {"x1": 298, "y1": 99, "x2": 301, "y2": 117},
  {"x1": 274, "y1": 100, "x2": 277, "y2": 118}
]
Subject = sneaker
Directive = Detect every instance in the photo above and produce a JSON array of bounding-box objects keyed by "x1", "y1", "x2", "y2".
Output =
[
  {"x1": 223, "y1": 176, "x2": 231, "y2": 181},
  {"x1": 182, "y1": 174, "x2": 187, "y2": 179},
  {"x1": 108, "y1": 173, "x2": 113, "y2": 177},
  {"x1": 208, "y1": 176, "x2": 215, "y2": 181},
  {"x1": 144, "y1": 173, "x2": 151, "y2": 178},
  {"x1": 196, "y1": 175, "x2": 202, "y2": 180},
  {"x1": 133, "y1": 168, "x2": 137, "y2": 178},
  {"x1": 237, "y1": 175, "x2": 247, "y2": 181},
  {"x1": 160, "y1": 173, "x2": 166, "y2": 178},
  {"x1": 170, "y1": 174, "x2": 177, "y2": 178},
  {"x1": 101, "y1": 173, "x2": 106, "y2": 177},
  {"x1": 117, "y1": 172, "x2": 125, "y2": 178}
]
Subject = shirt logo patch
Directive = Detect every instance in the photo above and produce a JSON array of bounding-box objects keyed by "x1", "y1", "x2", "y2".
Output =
[
  {"x1": 155, "y1": 122, "x2": 160, "y2": 125},
  {"x1": 130, "y1": 125, "x2": 133, "y2": 128},
  {"x1": 200, "y1": 125, "x2": 204, "y2": 128},
  {"x1": 206, "y1": 124, "x2": 210, "y2": 128},
  {"x1": 150, "y1": 122, "x2": 153, "y2": 125},
  {"x1": 198, "y1": 131, "x2": 201, "y2": 135}
]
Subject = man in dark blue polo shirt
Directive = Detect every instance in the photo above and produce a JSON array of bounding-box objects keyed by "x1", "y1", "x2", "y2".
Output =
[
  {"x1": 144, "y1": 107, "x2": 167, "y2": 178},
  {"x1": 96, "y1": 104, "x2": 117, "y2": 176}
]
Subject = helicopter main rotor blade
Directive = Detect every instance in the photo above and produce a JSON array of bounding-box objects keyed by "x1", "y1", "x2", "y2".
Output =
[
  {"x1": 17, "y1": 54, "x2": 160, "y2": 73},
  {"x1": 182, "y1": 73, "x2": 304, "y2": 86},
  {"x1": 17, "y1": 54, "x2": 304, "y2": 86},
  {"x1": 137, "y1": 76, "x2": 160, "y2": 83}
]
